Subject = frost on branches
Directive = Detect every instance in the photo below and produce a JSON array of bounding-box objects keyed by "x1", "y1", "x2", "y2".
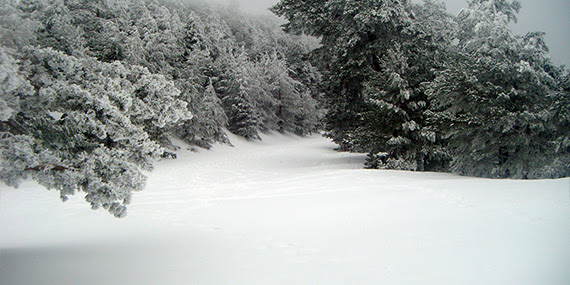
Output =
[
  {"x1": 0, "y1": 0, "x2": 323, "y2": 217},
  {"x1": 1, "y1": 47, "x2": 190, "y2": 217}
]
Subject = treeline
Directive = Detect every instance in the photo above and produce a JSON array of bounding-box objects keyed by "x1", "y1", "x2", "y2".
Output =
[
  {"x1": 2, "y1": 0, "x2": 569, "y2": 217},
  {"x1": 0, "y1": 0, "x2": 322, "y2": 217},
  {"x1": 273, "y1": 0, "x2": 569, "y2": 179}
]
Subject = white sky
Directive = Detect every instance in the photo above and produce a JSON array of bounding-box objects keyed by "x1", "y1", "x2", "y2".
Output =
[{"x1": 219, "y1": 0, "x2": 569, "y2": 67}]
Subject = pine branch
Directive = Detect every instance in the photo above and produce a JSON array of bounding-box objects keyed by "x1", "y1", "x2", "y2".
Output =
[
  {"x1": 0, "y1": 119, "x2": 27, "y2": 135},
  {"x1": 25, "y1": 164, "x2": 78, "y2": 172}
]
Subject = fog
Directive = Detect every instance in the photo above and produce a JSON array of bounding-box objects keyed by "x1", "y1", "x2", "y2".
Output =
[{"x1": 220, "y1": 0, "x2": 569, "y2": 67}]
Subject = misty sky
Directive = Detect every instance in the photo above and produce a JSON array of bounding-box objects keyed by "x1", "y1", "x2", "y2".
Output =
[{"x1": 220, "y1": 0, "x2": 569, "y2": 67}]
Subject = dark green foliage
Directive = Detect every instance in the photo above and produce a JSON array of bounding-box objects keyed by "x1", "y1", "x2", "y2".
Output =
[
  {"x1": 225, "y1": 96, "x2": 261, "y2": 140},
  {"x1": 273, "y1": 0, "x2": 450, "y2": 170},
  {"x1": 274, "y1": 0, "x2": 568, "y2": 178},
  {"x1": 426, "y1": 0, "x2": 569, "y2": 178}
]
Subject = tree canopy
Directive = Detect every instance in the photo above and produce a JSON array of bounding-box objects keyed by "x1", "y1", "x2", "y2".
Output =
[
  {"x1": 273, "y1": 0, "x2": 569, "y2": 178},
  {"x1": 0, "y1": 0, "x2": 323, "y2": 217}
]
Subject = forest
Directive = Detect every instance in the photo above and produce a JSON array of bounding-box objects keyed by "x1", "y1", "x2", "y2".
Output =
[{"x1": 1, "y1": 0, "x2": 568, "y2": 217}]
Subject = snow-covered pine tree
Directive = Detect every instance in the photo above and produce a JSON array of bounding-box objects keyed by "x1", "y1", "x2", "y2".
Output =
[
  {"x1": 30, "y1": 0, "x2": 87, "y2": 57},
  {"x1": 550, "y1": 72, "x2": 570, "y2": 176},
  {"x1": 59, "y1": 0, "x2": 121, "y2": 62},
  {"x1": 0, "y1": 47, "x2": 30, "y2": 121},
  {"x1": 257, "y1": 51, "x2": 320, "y2": 135},
  {"x1": 0, "y1": 0, "x2": 41, "y2": 50},
  {"x1": 177, "y1": 78, "x2": 229, "y2": 148},
  {"x1": 426, "y1": 0, "x2": 568, "y2": 178},
  {"x1": 0, "y1": 47, "x2": 190, "y2": 217},
  {"x1": 214, "y1": 47, "x2": 268, "y2": 140},
  {"x1": 225, "y1": 94, "x2": 260, "y2": 140},
  {"x1": 1, "y1": 0, "x2": 327, "y2": 217},
  {"x1": 128, "y1": 65, "x2": 192, "y2": 146},
  {"x1": 273, "y1": 0, "x2": 450, "y2": 171},
  {"x1": 179, "y1": 11, "x2": 212, "y2": 82},
  {"x1": 272, "y1": 0, "x2": 374, "y2": 151},
  {"x1": 170, "y1": 11, "x2": 231, "y2": 148}
]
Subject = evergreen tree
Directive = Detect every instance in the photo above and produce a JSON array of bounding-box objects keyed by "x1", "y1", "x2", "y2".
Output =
[
  {"x1": 257, "y1": 51, "x2": 320, "y2": 135},
  {"x1": 272, "y1": 0, "x2": 449, "y2": 170},
  {"x1": 214, "y1": 47, "x2": 267, "y2": 140},
  {"x1": 0, "y1": 47, "x2": 31, "y2": 121},
  {"x1": 1, "y1": 47, "x2": 190, "y2": 217},
  {"x1": 0, "y1": 0, "x2": 41, "y2": 49},
  {"x1": 177, "y1": 78, "x2": 229, "y2": 148},
  {"x1": 1, "y1": 0, "x2": 325, "y2": 216},
  {"x1": 225, "y1": 92, "x2": 260, "y2": 140},
  {"x1": 30, "y1": 0, "x2": 87, "y2": 56},
  {"x1": 426, "y1": 0, "x2": 568, "y2": 178}
]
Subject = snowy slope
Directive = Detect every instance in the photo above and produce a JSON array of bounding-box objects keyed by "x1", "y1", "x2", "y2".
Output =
[{"x1": 1, "y1": 133, "x2": 569, "y2": 284}]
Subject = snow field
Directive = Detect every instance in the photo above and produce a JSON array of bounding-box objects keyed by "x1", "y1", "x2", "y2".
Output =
[{"x1": 1, "y1": 132, "x2": 569, "y2": 284}]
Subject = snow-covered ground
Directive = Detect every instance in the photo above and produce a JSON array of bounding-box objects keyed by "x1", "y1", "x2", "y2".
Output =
[{"x1": 1, "y1": 133, "x2": 569, "y2": 284}]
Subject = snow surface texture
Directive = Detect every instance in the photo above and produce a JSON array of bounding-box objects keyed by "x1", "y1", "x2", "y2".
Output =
[{"x1": 1, "y1": 133, "x2": 569, "y2": 284}]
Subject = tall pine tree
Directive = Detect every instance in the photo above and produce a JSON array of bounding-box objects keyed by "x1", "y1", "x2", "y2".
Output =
[
  {"x1": 272, "y1": 0, "x2": 450, "y2": 170},
  {"x1": 426, "y1": 0, "x2": 568, "y2": 178}
]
